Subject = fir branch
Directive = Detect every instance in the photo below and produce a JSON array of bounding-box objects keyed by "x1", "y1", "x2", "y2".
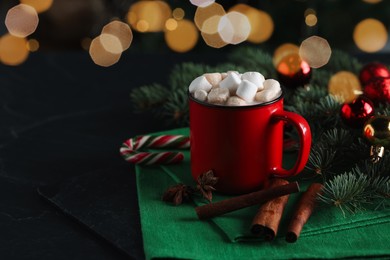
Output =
[
  {"x1": 316, "y1": 95, "x2": 341, "y2": 127},
  {"x1": 162, "y1": 88, "x2": 189, "y2": 126},
  {"x1": 310, "y1": 69, "x2": 332, "y2": 87},
  {"x1": 306, "y1": 146, "x2": 338, "y2": 179},
  {"x1": 228, "y1": 47, "x2": 276, "y2": 78},
  {"x1": 319, "y1": 171, "x2": 370, "y2": 215},
  {"x1": 130, "y1": 83, "x2": 169, "y2": 112},
  {"x1": 325, "y1": 49, "x2": 363, "y2": 74},
  {"x1": 168, "y1": 63, "x2": 212, "y2": 90}
]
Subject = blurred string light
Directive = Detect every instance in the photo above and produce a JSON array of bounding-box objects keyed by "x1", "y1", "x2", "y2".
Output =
[
  {"x1": 165, "y1": 18, "x2": 178, "y2": 31},
  {"x1": 353, "y1": 18, "x2": 388, "y2": 53},
  {"x1": 102, "y1": 21, "x2": 133, "y2": 51},
  {"x1": 273, "y1": 43, "x2": 310, "y2": 76},
  {"x1": 5, "y1": 4, "x2": 39, "y2": 38},
  {"x1": 127, "y1": 1, "x2": 171, "y2": 33},
  {"x1": 194, "y1": 2, "x2": 225, "y2": 31},
  {"x1": 362, "y1": 0, "x2": 382, "y2": 3},
  {"x1": 89, "y1": 35, "x2": 121, "y2": 67},
  {"x1": 165, "y1": 19, "x2": 198, "y2": 52},
  {"x1": 172, "y1": 8, "x2": 185, "y2": 20},
  {"x1": 328, "y1": 71, "x2": 362, "y2": 103},
  {"x1": 299, "y1": 36, "x2": 331, "y2": 68},
  {"x1": 20, "y1": 0, "x2": 53, "y2": 13},
  {"x1": 190, "y1": 0, "x2": 215, "y2": 8},
  {"x1": 200, "y1": 15, "x2": 227, "y2": 48},
  {"x1": 229, "y1": 4, "x2": 274, "y2": 44},
  {"x1": 0, "y1": 34, "x2": 29, "y2": 66},
  {"x1": 304, "y1": 8, "x2": 317, "y2": 27},
  {"x1": 89, "y1": 21, "x2": 132, "y2": 67},
  {"x1": 27, "y1": 39, "x2": 39, "y2": 52},
  {"x1": 273, "y1": 43, "x2": 299, "y2": 67},
  {"x1": 218, "y1": 11, "x2": 251, "y2": 45},
  {"x1": 305, "y1": 14, "x2": 317, "y2": 27}
]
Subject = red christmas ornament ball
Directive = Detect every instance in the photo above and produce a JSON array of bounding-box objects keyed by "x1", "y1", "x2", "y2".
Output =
[
  {"x1": 359, "y1": 62, "x2": 390, "y2": 86},
  {"x1": 340, "y1": 95, "x2": 375, "y2": 128},
  {"x1": 276, "y1": 54, "x2": 312, "y2": 88},
  {"x1": 363, "y1": 77, "x2": 390, "y2": 104}
]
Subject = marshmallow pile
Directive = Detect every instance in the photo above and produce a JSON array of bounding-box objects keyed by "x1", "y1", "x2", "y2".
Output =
[{"x1": 189, "y1": 71, "x2": 282, "y2": 106}]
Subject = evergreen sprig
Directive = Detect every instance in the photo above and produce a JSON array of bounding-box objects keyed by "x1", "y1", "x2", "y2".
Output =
[{"x1": 128, "y1": 47, "x2": 390, "y2": 214}]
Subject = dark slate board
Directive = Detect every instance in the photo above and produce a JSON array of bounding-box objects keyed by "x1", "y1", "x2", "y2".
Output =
[{"x1": 37, "y1": 165, "x2": 144, "y2": 260}]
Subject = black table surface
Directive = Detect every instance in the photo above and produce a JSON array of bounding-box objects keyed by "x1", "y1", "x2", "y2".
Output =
[{"x1": 0, "y1": 51, "x2": 223, "y2": 260}]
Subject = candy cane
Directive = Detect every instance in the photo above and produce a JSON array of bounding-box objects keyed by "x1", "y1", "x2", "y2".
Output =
[{"x1": 120, "y1": 135, "x2": 190, "y2": 165}]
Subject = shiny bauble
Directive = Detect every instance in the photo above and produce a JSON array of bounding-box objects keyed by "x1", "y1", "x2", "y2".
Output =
[
  {"x1": 340, "y1": 96, "x2": 375, "y2": 128},
  {"x1": 363, "y1": 115, "x2": 390, "y2": 147},
  {"x1": 363, "y1": 115, "x2": 390, "y2": 163},
  {"x1": 363, "y1": 77, "x2": 390, "y2": 104},
  {"x1": 276, "y1": 53, "x2": 312, "y2": 88},
  {"x1": 359, "y1": 62, "x2": 390, "y2": 86}
]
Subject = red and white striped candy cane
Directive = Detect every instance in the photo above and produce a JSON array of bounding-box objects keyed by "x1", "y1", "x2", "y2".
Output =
[{"x1": 120, "y1": 135, "x2": 190, "y2": 165}]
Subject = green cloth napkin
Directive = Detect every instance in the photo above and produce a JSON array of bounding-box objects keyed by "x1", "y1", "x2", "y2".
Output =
[{"x1": 136, "y1": 128, "x2": 390, "y2": 259}]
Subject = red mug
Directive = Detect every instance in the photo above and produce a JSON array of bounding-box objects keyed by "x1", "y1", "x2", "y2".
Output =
[{"x1": 189, "y1": 92, "x2": 311, "y2": 194}]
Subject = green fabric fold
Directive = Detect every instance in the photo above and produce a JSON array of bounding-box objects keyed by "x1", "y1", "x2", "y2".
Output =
[{"x1": 136, "y1": 128, "x2": 390, "y2": 259}]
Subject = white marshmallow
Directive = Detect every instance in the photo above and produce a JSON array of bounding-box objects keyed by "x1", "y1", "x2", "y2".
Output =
[
  {"x1": 219, "y1": 72, "x2": 241, "y2": 95},
  {"x1": 241, "y1": 72, "x2": 265, "y2": 90},
  {"x1": 204, "y1": 73, "x2": 222, "y2": 87},
  {"x1": 226, "y1": 96, "x2": 247, "y2": 106},
  {"x1": 207, "y1": 87, "x2": 230, "y2": 105},
  {"x1": 189, "y1": 75, "x2": 212, "y2": 93},
  {"x1": 193, "y1": 89, "x2": 208, "y2": 102},
  {"x1": 263, "y1": 79, "x2": 281, "y2": 91},
  {"x1": 255, "y1": 88, "x2": 282, "y2": 103},
  {"x1": 221, "y1": 72, "x2": 228, "y2": 80},
  {"x1": 236, "y1": 80, "x2": 258, "y2": 102}
]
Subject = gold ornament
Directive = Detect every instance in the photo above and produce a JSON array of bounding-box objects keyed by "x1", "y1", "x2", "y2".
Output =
[{"x1": 363, "y1": 115, "x2": 390, "y2": 163}]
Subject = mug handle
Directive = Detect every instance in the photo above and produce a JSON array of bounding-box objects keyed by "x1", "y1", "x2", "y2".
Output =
[{"x1": 270, "y1": 111, "x2": 312, "y2": 177}]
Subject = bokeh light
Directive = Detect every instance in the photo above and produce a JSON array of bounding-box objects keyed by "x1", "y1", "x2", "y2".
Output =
[
  {"x1": 165, "y1": 19, "x2": 198, "y2": 53},
  {"x1": 0, "y1": 34, "x2": 29, "y2": 66},
  {"x1": 218, "y1": 11, "x2": 251, "y2": 45},
  {"x1": 273, "y1": 43, "x2": 300, "y2": 67},
  {"x1": 127, "y1": 1, "x2": 171, "y2": 32},
  {"x1": 200, "y1": 15, "x2": 227, "y2": 48},
  {"x1": 5, "y1": 4, "x2": 39, "y2": 38},
  {"x1": 362, "y1": 0, "x2": 382, "y2": 3},
  {"x1": 194, "y1": 3, "x2": 225, "y2": 31},
  {"x1": 353, "y1": 18, "x2": 388, "y2": 53},
  {"x1": 201, "y1": 31, "x2": 227, "y2": 48},
  {"x1": 201, "y1": 15, "x2": 221, "y2": 34},
  {"x1": 304, "y1": 8, "x2": 316, "y2": 17},
  {"x1": 190, "y1": 0, "x2": 215, "y2": 8},
  {"x1": 27, "y1": 39, "x2": 39, "y2": 52},
  {"x1": 172, "y1": 8, "x2": 185, "y2": 20},
  {"x1": 276, "y1": 53, "x2": 310, "y2": 76},
  {"x1": 102, "y1": 21, "x2": 133, "y2": 51},
  {"x1": 229, "y1": 4, "x2": 274, "y2": 44},
  {"x1": 305, "y1": 14, "x2": 317, "y2": 27},
  {"x1": 20, "y1": 0, "x2": 53, "y2": 13},
  {"x1": 165, "y1": 18, "x2": 178, "y2": 31},
  {"x1": 99, "y1": 33, "x2": 123, "y2": 54},
  {"x1": 299, "y1": 36, "x2": 332, "y2": 68},
  {"x1": 328, "y1": 71, "x2": 362, "y2": 103},
  {"x1": 89, "y1": 36, "x2": 121, "y2": 67}
]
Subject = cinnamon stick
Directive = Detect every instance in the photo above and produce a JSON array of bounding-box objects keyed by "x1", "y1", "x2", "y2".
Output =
[
  {"x1": 250, "y1": 178, "x2": 290, "y2": 241},
  {"x1": 286, "y1": 183, "x2": 323, "y2": 243},
  {"x1": 195, "y1": 182, "x2": 300, "y2": 220}
]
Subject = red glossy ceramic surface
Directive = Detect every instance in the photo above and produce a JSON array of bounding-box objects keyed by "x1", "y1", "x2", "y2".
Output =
[{"x1": 189, "y1": 94, "x2": 311, "y2": 194}]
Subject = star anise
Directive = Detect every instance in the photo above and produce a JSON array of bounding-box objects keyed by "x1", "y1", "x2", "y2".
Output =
[
  {"x1": 162, "y1": 183, "x2": 194, "y2": 206},
  {"x1": 197, "y1": 170, "x2": 219, "y2": 203}
]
